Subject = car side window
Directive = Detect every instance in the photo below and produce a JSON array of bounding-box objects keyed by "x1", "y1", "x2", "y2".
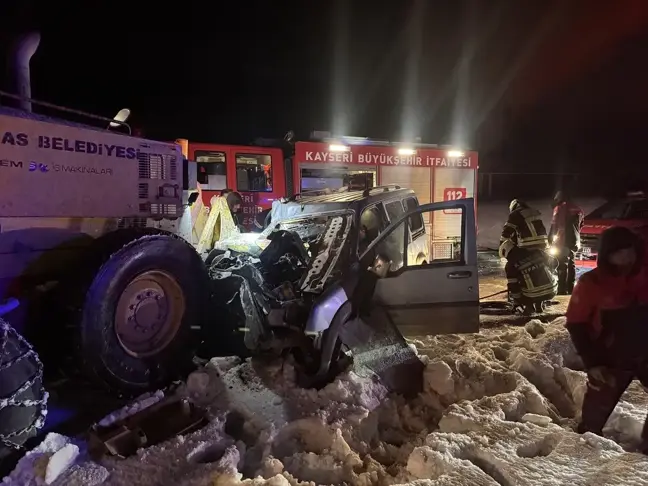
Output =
[
  {"x1": 384, "y1": 200, "x2": 405, "y2": 222},
  {"x1": 403, "y1": 197, "x2": 424, "y2": 237},
  {"x1": 359, "y1": 206, "x2": 383, "y2": 254},
  {"x1": 376, "y1": 200, "x2": 407, "y2": 267},
  {"x1": 370, "y1": 206, "x2": 464, "y2": 272}
]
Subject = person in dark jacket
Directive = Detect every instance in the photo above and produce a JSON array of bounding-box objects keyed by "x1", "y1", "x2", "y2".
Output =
[
  {"x1": 549, "y1": 190, "x2": 584, "y2": 295},
  {"x1": 566, "y1": 226, "x2": 648, "y2": 450},
  {"x1": 500, "y1": 199, "x2": 553, "y2": 312}
]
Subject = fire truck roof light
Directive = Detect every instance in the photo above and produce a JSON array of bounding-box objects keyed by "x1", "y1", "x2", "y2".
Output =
[
  {"x1": 447, "y1": 150, "x2": 464, "y2": 157},
  {"x1": 329, "y1": 144, "x2": 350, "y2": 152},
  {"x1": 398, "y1": 148, "x2": 416, "y2": 156}
]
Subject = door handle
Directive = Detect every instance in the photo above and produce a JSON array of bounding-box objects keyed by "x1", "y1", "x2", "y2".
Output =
[{"x1": 447, "y1": 271, "x2": 472, "y2": 279}]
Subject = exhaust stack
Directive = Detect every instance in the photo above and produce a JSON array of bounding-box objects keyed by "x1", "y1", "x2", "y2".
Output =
[{"x1": 8, "y1": 32, "x2": 41, "y2": 112}]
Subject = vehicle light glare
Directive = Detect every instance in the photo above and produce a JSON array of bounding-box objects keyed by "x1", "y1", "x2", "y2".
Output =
[
  {"x1": 447, "y1": 150, "x2": 464, "y2": 157},
  {"x1": 549, "y1": 246, "x2": 559, "y2": 256},
  {"x1": 398, "y1": 148, "x2": 416, "y2": 156},
  {"x1": 329, "y1": 144, "x2": 349, "y2": 152}
]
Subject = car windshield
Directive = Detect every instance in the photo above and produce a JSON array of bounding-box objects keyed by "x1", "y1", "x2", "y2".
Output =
[
  {"x1": 627, "y1": 200, "x2": 648, "y2": 219},
  {"x1": 586, "y1": 200, "x2": 630, "y2": 219}
]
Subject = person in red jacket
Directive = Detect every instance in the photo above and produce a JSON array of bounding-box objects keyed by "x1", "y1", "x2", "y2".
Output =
[
  {"x1": 566, "y1": 226, "x2": 648, "y2": 449},
  {"x1": 549, "y1": 190, "x2": 584, "y2": 295}
]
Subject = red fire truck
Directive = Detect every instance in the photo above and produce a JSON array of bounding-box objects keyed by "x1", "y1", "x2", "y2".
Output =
[{"x1": 176, "y1": 137, "x2": 479, "y2": 237}]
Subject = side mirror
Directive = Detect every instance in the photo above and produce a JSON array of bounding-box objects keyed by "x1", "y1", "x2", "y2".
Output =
[
  {"x1": 108, "y1": 108, "x2": 131, "y2": 131},
  {"x1": 370, "y1": 255, "x2": 391, "y2": 278},
  {"x1": 187, "y1": 192, "x2": 199, "y2": 206}
]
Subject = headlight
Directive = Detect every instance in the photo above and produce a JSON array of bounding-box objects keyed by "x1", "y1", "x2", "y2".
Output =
[{"x1": 549, "y1": 246, "x2": 559, "y2": 256}]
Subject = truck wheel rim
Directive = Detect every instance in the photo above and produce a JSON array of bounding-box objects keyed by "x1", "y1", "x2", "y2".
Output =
[{"x1": 115, "y1": 270, "x2": 186, "y2": 358}]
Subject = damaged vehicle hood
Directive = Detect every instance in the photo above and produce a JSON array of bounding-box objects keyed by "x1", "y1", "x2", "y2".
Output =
[{"x1": 204, "y1": 211, "x2": 354, "y2": 354}]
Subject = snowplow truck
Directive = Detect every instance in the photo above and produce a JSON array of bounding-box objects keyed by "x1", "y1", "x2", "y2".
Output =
[
  {"x1": 0, "y1": 87, "x2": 219, "y2": 456},
  {"x1": 0, "y1": 100, "x2": 215, "y2": 389}
]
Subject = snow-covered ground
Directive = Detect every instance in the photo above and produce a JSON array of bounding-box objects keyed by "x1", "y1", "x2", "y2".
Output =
[
  {"x1": 6, "y1": 318, "x2": 648, "y2": 486},
  {"x1": 477, "y1": 199, "x2": 605, "y2": 250}
]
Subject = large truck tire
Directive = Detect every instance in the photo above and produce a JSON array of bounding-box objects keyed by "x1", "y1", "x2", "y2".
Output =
[
  {"x1": 75, "y1": 234, "x2": 211, "y2": 394},
  {"x1": 0, "y1": 319, "x2": 47, "y2": 462}
]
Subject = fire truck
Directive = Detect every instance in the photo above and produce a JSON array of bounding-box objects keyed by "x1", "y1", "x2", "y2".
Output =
[{"x1": 179, "y1": 134, "x2": 479, "y2": 252}]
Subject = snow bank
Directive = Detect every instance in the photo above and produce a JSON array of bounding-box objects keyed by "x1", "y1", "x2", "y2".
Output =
[{"x1": 5, "y1": 318, "x2": 648, "y2": 485}]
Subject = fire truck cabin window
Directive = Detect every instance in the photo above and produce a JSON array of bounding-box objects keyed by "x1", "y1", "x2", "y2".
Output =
[
  {"x1": 236, "y1": 153, "x2": 272, "y2": 192},
  {"x1": 195, "y1": 150, "x2": 227, "y2": 190}
]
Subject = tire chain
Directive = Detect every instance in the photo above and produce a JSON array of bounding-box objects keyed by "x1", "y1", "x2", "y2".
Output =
[{"x1": 0, "y1": 318, "x2": 49, "y2": 451}]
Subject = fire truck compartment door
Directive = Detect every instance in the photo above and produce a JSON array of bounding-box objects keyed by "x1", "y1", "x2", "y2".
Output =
[{"x1": 363, "y1": 198, "x2": 479, "y2": 338}]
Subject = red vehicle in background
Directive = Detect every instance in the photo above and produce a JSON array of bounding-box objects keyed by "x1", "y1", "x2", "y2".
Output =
[
  {"x1": 575, "y1": 192, "x2": 648, "y2": 273},
  {"x1": 176, "y1": 139, "x2": 288, "y2": 228}
]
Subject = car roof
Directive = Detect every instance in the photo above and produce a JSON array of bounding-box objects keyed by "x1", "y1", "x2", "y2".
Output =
[
  {"x1": 285, "y1": 186, "x2": 416, "y2": 206},
  {"x1": 270, "y1": 186, "x2": 417, "y2": 223}
]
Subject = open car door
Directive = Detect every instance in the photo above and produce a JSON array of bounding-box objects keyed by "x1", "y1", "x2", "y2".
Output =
[{"x1": 360, "y1": 198, "x2": 479, "y2": 338}]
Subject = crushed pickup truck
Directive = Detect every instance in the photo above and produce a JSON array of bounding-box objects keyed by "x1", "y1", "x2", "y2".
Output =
[{"x1": 201, "y1": 187, "x2": 480, "y2": 397}]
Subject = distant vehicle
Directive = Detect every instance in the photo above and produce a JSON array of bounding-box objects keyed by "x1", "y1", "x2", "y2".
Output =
[{"x1": 575, "y1": 192, "x2": 648, "y2": 271}]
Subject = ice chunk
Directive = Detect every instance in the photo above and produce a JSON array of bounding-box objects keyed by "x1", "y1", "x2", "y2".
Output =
[
  {"x1": 521, "y1": 413, "x2": 552, "y2": 427},
  {"x1": 44, "y1": 443, "x2": 79, "y2": 484}
]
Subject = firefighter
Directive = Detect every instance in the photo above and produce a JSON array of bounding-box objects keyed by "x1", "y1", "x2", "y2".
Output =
[
  {"x1": 499, "y1": 199, "x2": 552, "y2": 312},
  {"x1": 549, "y1": 190, "x2": 584, "y2": 295},
  {"x1": 500, "y1": 243, "x2": 558, "y2": 314},
  {"x1": 565, "y1": 226, "x2": 648, "y2": 449}
]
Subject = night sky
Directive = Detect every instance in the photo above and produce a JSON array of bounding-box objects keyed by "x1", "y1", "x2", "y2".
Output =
[{"x1": 3, "y1": 0, "x2": 648, "y2": 172}]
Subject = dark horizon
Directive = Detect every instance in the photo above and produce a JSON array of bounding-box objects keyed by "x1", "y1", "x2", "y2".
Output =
[{"x1": 2, "y1": 0, "x2": 648, "y2": 172}]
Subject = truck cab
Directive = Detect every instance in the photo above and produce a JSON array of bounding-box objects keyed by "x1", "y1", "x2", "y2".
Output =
[{"x1": 176, "y1": 139, "x2": 286, "y2": 230}]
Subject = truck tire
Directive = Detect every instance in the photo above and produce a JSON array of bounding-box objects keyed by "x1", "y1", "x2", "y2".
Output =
[
  {"x1": 77, "y1": 234, "x2": 211, "y2": 394},
  {"x1": 0, "y1": 320, "x2": 47, "y2": 462}
]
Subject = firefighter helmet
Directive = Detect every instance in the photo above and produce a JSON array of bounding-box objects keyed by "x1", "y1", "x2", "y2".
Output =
[{"x1": 509, "y1": 199, "x2": 526, "y2": 213}]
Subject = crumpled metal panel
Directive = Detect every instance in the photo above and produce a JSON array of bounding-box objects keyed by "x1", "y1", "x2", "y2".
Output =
[{"x1": 299, "y1": 214, "x2": 353, "y2": 294}]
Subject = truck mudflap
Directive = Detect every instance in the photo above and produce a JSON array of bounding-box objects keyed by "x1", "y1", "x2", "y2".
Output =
[{"x1": 339, "y1": 307, "x2": 424, "y2": 398}]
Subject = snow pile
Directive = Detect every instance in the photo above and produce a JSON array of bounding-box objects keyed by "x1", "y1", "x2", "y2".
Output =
[{"x1": 5, "y1": 318, "x2": 648, "y2": 485}]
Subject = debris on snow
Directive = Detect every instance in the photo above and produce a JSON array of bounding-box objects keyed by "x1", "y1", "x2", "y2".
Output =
[
  {"x1": 5, "y1": 318, "x2": 648, "y2": 485},
  {"x1": 97, "y1": 390, "x2": 165, "y2": 428}
]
